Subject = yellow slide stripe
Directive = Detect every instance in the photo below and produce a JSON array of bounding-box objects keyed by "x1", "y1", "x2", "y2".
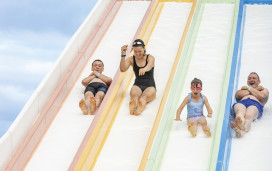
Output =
[
  {"x1": 84, "y1": 2, "x2": 164, "y2": 171},
  {"x1": 74, "y1": 1, "x2": 163, "y2": 170},
  {"x1": 138, "y1": 0, "x2": 196, "y2": 170}
]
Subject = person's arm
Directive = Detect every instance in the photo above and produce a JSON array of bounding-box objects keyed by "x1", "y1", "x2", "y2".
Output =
[
  {"x1": 235, "y1": 86, "x2": 251, "y2": 101},
  {"x1": 175, "y1": 96, "x2": 189, "y2": 121},
  {"x1": 249, "y1": 87, "x2": 269, "y2": 104},
  {"x1": 139, "y1": 55, "x2": 155, "y2": 76},
  {"x1": 81, "y1": 73, "x2": 96, "y2": 87},
  {"x1": 203, "y1": 95, "x2": 213, "y2": 118},
  {"x1": 120, "y1": 45, "x2": 133, "y2": 72},
  {"x1": 92, "y1": 71, "x2": 112, "y2": 86}
]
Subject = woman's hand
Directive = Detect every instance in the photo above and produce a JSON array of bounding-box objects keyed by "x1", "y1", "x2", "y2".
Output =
[
  {"x1": 139, "y1": 68, "x2": 147, "y2": 76},
  {"x1": 121, "y1": 45, "x2": 128, "y2": 54}
]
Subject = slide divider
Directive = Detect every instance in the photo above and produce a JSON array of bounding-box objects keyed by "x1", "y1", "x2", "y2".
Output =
[
  {"x1": 207, "y1": 0, "x2": 241, "y2": 170},
  {"x1": 145, "y1": 0, "x2": 205, "y2": 170},
  {"x1": 138, "y1": 0, "x2": 196, "y2": 170}
]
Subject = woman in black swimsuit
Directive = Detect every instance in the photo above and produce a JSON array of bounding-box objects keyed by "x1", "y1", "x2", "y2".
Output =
[{"x1": 120, "y1": 39, "x2": 156, "y2": 115}]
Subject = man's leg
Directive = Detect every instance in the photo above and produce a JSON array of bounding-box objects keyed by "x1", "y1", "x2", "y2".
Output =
[
  {"x1": 85, "y1": 91, "x2": 95, "y2": 114},
  {"x1": 198, "y1": 116, "x2": 211, "y2": 137},
  {"x1": 95, "y1": 91, "x2": 105, "y2": 109},
  {"x1": 135, "y1": 87, "x2": 156, "y2": 115},
  {"x1": 244, "y1": 106, "x2": 258, "y2": 132},
  {"x1": 129, "y1": 86, "x2": 142, "y2": 115},
  {"x1": 187, "y1": 118, "x2": 197, "y2": 137},
  {"x1": 233, "y1": 103, "x2": 247, "y2": 131}
]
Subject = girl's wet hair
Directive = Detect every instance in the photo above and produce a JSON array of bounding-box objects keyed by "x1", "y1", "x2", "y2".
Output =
[
  {"x1": 191, "y1": 78, "x2": 202, "y2": 87},
  {"x1": 92, "y1": 59, "x2": 104, "y2": 67}
]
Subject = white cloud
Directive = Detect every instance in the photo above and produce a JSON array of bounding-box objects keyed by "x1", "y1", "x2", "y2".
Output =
[{"x1": 0, "y1": 84, "x2": 32, "y2": 103}]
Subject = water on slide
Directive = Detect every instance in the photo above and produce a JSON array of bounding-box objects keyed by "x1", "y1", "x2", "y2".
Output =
[{"x1": 228, "y1": 4, "x2": 272, "y2": 171}]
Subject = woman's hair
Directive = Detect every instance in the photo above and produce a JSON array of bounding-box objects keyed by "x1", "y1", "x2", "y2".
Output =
[
  {"x1": 132, "y1": 39, "x2": 145, "y2": 48},
  {"x1": 191, "y1": 78, "x2": 202, "y2": 87}
]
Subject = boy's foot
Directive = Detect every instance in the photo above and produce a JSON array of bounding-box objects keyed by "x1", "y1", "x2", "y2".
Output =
[
  {"x1": 79, "y1": 99, "x2": 88, "y2": 115},
  {"x1": 135, "y1": 101, "x2": 143, "y2": 116},
  {"x1": 90, "y1": 97, "x2": 96, "y2": 115},
  {"x1": 230, "y1": 121, "x2": 242, "y2": 138},
  {"x1": 188, "y1": 125, "x2": 197, "y2": 137},
  {"x1": 129, "y1": 99, "x2": 136, "y2": 115},
  {"x1": 235, "y1": 116, "x2": 245, "y2": 131},
  {"x1": 204, "y1": 129, "x2": 211, "y2": 137}
]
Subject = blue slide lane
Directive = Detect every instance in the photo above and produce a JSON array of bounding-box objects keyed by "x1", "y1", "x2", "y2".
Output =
[{"x1": 216, "y1": 0, "x2": 272, "y2": 170}]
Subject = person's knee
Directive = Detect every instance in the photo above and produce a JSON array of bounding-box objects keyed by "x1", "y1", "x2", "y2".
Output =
[
  {"x1": 85, "y1": 91, "x2": 94, "y2": 99},
  {"x1": 245, "y1": 113, "x2": 256, "y2": 121},
  {"x1": 95, "y1": 92, "x2": 105, "y2": 100},
  {"x1": 198, "y1": 118, "x2": 207, "y2": 126}
]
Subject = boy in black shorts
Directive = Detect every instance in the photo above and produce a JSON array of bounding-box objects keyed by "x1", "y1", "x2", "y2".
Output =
[{"x1": 79, "y1": 59, "x2": 112, "y2": 115}]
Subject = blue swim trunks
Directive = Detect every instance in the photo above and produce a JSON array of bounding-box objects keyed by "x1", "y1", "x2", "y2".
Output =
[
  {"x1": 84, "y1": 82, "x2": 108, "y2": 96},
  {"x1": 232, "y1": 98, "x2": 263, "y2": 119}
]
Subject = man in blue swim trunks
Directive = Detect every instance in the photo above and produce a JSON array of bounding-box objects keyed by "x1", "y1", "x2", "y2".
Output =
[
  {"x1": 231, "y1": 72, "x2": 269, "y2": 137},
  {"x1": 79, "y1": 59, "x2": 112, "y2": 115}
]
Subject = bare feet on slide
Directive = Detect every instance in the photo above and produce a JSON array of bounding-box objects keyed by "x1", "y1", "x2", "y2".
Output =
[
  {"x1": 90, "y1": 97, "x2": 96, "y2": 115},
  {"x1": 235, "y1": 116, "x2": 245, "y2": 131},
  {"x1": 230, "y1": 121, "x2": 242, "y2": 138},
  {"x1": 204, "y1": 129, "x2": 211, "y2": 137},
  {"x1": 79, "y1": 99, "x2": 88, "y2": 115},
  {"x1": 188, "y1": 125, "x2": 197, "y2": 137},
  {"x1": 134, "y1": 101, "x2": 143, "y2": 116},
  {"x1": 129, "y1": 99, "x2": 136, "y2": 115}
]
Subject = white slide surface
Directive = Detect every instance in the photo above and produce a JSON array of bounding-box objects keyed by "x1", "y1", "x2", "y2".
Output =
[
  {"x1": 159, "y1": 3, "x2": 235, "y2": 171},
  {"x1": 24, "y1": 2, "x2": 150, "y2": 170},
  {"x1": 93, "y1": 2, "x2": 192, "y2": 171},
  {"x1": 228, "y1": 4, "x2": 272, "y2": 171}
]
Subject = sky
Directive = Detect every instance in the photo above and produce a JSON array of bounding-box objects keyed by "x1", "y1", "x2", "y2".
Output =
[{"x1": 0, "y1": 0, "x2": 98, "y2": 137}]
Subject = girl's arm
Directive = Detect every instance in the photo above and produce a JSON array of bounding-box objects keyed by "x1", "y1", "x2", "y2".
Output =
[
  {"x1": 203, "y1": 95, "x2": 213, "y2": 118},
  {"x1": 175, "y1": 96, "x2": 189, "y2": 121}
]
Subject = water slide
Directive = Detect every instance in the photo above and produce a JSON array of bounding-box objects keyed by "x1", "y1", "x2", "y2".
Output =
[
  {"x1": 1, "y1": 0, "x2": 152, "y2": 170},
  {"x1": 217, "y1": 0, "x2": 272, "y2": 170},
  {"x1": 141, "y1": 0, "x2": 240, "y2": 170},
  {"x1": 71, "y1": 1, "x2": 195, "y2": 170},
  {"x1": 1, "y1": 0, "x2": 271, "y2": 171}
]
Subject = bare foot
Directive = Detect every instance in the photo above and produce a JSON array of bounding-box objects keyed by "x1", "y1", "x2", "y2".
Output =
[
  {"x1": 235, "y1": 116, "x2": 245, "y2": 131},
  {"x1": 129, "y1": 99, "x2": 136, "y2": 115},
  {"x1": 79, "y1": 99, "x2": 88, "y2": 115},
  {"x1": 134, "y1": 101, "x2": 143, "y2": 116},
  {"x1": 230, "y1": 121, "x2": 242, "y2": 138},
  {"x1": 188, "y1": 125, "x2": 197, "y2": 137},
  {"x1": 90, "y1": 97, "x2": 96, "y2": 115},
  {"x1": 204, "y1": 129, "x2": 211, "y2": 137}
]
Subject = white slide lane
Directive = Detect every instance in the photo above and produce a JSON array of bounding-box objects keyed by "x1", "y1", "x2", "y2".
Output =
[{"x1": 159, "y1": 3, "x2": 235, "y2": 171}]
